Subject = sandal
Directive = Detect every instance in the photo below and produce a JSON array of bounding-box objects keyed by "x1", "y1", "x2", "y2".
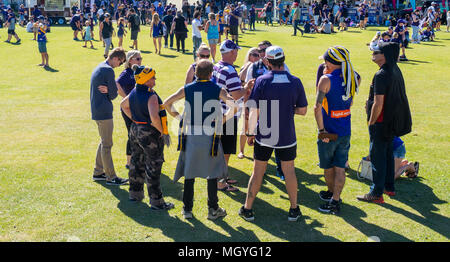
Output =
[
  {"x1": 226, "y1": 179, "x2": 238, "y2": 184},
  {"x1": 218, "y1": 184, "x2": 239, "y2": 192}
]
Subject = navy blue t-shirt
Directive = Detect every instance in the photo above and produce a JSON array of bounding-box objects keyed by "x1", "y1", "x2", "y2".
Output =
[
  {"x1": 116, "y1": 68, "x2": 136, "y2": 95},
  {"x1": 229, "y1": 9, "x2": 240, "y2": 26},
  {"x1": 248, "y1": 71, "x2": 308, "y2": 148}
]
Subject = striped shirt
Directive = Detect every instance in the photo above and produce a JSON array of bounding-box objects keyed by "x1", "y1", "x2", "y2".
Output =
[{"x1": 213, "y1": 61, "x2": 243, "y2": 115}]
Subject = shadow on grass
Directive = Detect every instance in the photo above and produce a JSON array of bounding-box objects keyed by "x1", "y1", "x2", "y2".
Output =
[
  {"x1": 159, "y1": 54, "x2": 178, "y2": 58},
  {"x1": 420, "y1": 43, "x2": 445, "y2": 47},
  {"x1": 43, "y1": 66, "x2": 59, "y2": 72},
  {"x1": 346, "y1": 168, "x2": 450, "y2": 239},
  {"x1": 140, "y1": 50, "x2": 152, "y2": 54},
  {"x1": 227, "y1": 158, "x2": 411, "y2": 241},
  {"x1": 96, "y1": 175, "x2": 261, "y2": 241}
]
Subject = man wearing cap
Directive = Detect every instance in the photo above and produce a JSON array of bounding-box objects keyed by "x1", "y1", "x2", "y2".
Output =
[
  {"x1": 315, "y1": 46, "x2": 361, "y2": 215},
  {"x1": 120, "y1": 64, "x2": 174, "y2": 210},
  {"x1": 228, "y1": 4, "x2": 241, "y2": 45},
  {"x1": 90, "y1": 47, "x2": 129, "y2": 186},
  {"x1": 70, "y1": 10, "x2": 82, "y2": 40},
  {"x1": 357, "y1": 42, "x2": 412, "y2": 203},
  {"x1": 394, "y1": 19, "x2": 408, "y2": 61},
  {"x1": 240, "y1": 46, "x2": 308, "y2": 222},
  {"x1": 213, "y1": 40, "x2": 247, "y2": 192},
  {"x1": 128, "y1": 8, "x2": 140, "y2": 50},
  {"x1": 291, "y1": 2, "x2": 304, "y2": 36},
  {"x1": 4, "y1": 8, "x2": 21, "y2": 44}
]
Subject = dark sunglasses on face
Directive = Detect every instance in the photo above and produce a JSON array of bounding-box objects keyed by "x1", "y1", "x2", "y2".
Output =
[
  {"x1": 372, "y1": 51, "x2": 383, "y2": 55},
  {"x1": 200, "y1": 54, "x2": 210, "y2": 58},
  {"x1": 258, "y1": 48, "x2": 266, "y2": 53},
  {"x1": 250, "y1": 53, "x2": 259, "y2": 57}
]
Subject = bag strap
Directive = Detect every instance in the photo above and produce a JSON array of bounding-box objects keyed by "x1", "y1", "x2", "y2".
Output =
[{"x1": 356, "y1": 159, "x2": 363, "y2": 180}]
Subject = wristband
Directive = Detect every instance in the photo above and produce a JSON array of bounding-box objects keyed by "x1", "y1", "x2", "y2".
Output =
[{"x1": 246, "y1": 134, "x2": 255, "y2": 137}]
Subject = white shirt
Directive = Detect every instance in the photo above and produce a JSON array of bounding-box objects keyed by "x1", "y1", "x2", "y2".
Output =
[{"x1": 192, "y1": 18, "x2": 202, "y2": 38}]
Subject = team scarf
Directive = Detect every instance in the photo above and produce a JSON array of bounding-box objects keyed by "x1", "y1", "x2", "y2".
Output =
[{"x1": 325, "y1": 46, "x2": 359, "y2": 101}]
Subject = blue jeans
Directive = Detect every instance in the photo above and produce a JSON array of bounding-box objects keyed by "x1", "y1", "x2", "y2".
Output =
[
  {"x1": 192, "y1": 36, "x2": 202, "y2": 60},
  {"x1": 369, "y1": 123, "x2": 395, "y2": 196},
  {"x1": 317, "y1": 135, "x2": 351, "y2": 169},
  {"x1": 412, "y1": 26, "x2": 420, "y2": 42},
  {"x1": 266, "y1": 12, "x2": 273, "y2": 25},
  {"x1": 293, "y1": 19, "x2": 304, "y2": 35}
]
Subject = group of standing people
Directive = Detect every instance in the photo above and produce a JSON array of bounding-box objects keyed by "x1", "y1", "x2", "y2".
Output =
[{"x1": 89, "y1": 30, "x2": 412, "y2": 220}]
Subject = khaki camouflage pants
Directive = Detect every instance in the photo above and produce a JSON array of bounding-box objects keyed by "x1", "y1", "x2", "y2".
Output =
[{"x1": 128, "y1": 123, "x2": 165, "y2": 206}]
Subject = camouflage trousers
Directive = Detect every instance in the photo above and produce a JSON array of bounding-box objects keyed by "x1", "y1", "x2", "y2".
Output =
[{"x1": 128, "y1": 123, "x2": 166, "y2": 206}]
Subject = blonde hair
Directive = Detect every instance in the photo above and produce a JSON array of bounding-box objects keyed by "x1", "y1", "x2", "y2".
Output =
[
  {"x1": 393, "y1": 32, "x2": 399, "y2": 38},
  {"x1": 196, "y1": 43, "x2": 211, "y2": 59},
  {"x1": 125, "y1": 50, "x2": 142, "y2": 69},
  {"x1": 209, "y1": 12, "x2": 215, "y2": 20},
  {"x1": 244, "y1": 47, "x2": 258, "y2": 64},
  {"x1": 152, "y1": 13, "x2": 160, "y2": 25}
]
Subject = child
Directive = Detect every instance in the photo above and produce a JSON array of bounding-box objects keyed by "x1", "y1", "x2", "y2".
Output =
[
  {"x1": 37, "y1": 22, "x2": 49, "y2": 67},
  {"x1": 117, "y1": 17, "x2": 126, "y2": 47},
  {"x1": 82, "y1": 20, "x2": 94, "y2": 48},
  {"x1": 392, "y1": 136, "x2": 419, "y2": 179}
]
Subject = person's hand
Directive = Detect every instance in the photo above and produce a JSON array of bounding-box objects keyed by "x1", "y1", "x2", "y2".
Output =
[
  {"x1": 244, "y1": 79, "x2": 255, "y2": 91},
  {"x1": 262, "y1": 57, "x2": 269, "y2": 67},
  {"x1": 319, "y1": 130, "x2": 330, "y2": 143},
  {"x1": 98, "y1": 85, "x2": 108, "y2": 93},
  {"x1": 247, "y1": 136, "x2": 255, "y2": 146}
]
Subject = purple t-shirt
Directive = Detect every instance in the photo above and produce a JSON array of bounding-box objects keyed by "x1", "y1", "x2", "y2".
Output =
[
  {"x1": 229, "y1": 9, "x2": 240, "y2": 26},
  {"x1": 116, "y1": 68, "x2": 136, "y2": 95},
  {"x1": 248, "y1": 71, "x2": 308, "y2": 148}
]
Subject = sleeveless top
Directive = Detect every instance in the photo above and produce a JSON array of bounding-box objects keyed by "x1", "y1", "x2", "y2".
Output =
[
  {"x1": 322, "y1": 69, "x2": 352, "y2": 137},
  {"x1": 183, "y1": 80, "x2": 222, "y2": 135},
  {"x1": 152, "y1": 21, "x2": 163, "y2": 37},
  {"x1": 207, "y1": 21, "x2": 219, "y2": 40},
  {"x1": 102, "y1": 21, "x2": 113, "y2": 38},
  {"x1": 129, "y1": 84, "x2": 164, "y2": 126}
]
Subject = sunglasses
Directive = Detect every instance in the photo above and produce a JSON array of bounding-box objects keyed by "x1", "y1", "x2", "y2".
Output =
[
  {"x1": 250, "y1": 53, "x2": 260, "y2": 57},
  {"x1": 199, "y1": 54, "x2": 210, "y2": 58},
  {"x1": 372, "y1": 51, "x2": 383, "y2": 55},
  {"x1": 133, "y1": 57, "x2": 142, "y2": 61},
  {"x1": 257, "y1": 48, "x2": 266, "y2": 53}
]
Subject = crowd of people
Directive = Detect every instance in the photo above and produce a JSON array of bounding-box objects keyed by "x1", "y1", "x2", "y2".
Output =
[{"x1": 0, "y1": 0, "x2": 432, "y2": 221}]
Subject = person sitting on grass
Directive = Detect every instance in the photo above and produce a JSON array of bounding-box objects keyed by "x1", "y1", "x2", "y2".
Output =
[
  {"x1": 318, "y1": 19, "x2": 335, "y2": 34},
  {"x1": 420, "y1": 26, "x2": 434, "y2": 42}
]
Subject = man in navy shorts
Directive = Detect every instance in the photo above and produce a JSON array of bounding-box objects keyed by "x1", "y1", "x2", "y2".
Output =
[{"x1": 240, "y1": 46, "x2": 308, "y2": 222}]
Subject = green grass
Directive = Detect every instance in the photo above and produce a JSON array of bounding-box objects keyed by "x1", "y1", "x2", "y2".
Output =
[{"x1": 0, "y1": 23, "x2": 449, "y2": 242}]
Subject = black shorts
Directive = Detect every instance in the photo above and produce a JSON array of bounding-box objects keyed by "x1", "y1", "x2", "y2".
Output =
[
  {"x1": 131, "y1": 30, "x2": 139, "y2": 40},
  {"x1": 254, "y1": 142, "x2": 297, "y2": 162},
  {"x1": 7, "y1": 29, "x2": 15, "y2": 35},
  {"x1": 220, "y1": 117, "x2": 238, "y2": 155},
  {"x1": 230, "y1": 25, "x2": 239, "y2": 36},
  {"x1": 71, "y1": 24, "x2": 79, "y2": 31}
]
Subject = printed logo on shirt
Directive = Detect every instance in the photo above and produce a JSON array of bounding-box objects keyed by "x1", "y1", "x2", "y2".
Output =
[{"x1": 331, "y1": 109, "x2": 351, "y2": 118}]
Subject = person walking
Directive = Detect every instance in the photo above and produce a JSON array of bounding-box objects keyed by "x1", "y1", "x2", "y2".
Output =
[
  {"x1": 172, "y1": 11, "x2": 188, "y2": 53},
  {"x1": 205, "y1": 12, "x2": 219, "y2": 63},
  {"x1": 163, "y1": 60, "x2": 240, "y2": 220},
  {"x1": 99, "y1": 13, "x2": 115, "y2": 58},
  {"x1": 291, "y1": 2, "x2": 304, "y2": 36},
  {"x1": 192, "y1": 11, "x2": 204, "y2": 60},
  {"x1": 249, "y1": 4, "x2": 256, "y2": 31},
  {"x1": 162, "y1": 10, "x2": 174, "y2": 49},
  {"x1": 4, "y1": 9, "x2": 21, "y2": 44},
  {"x1": 314, "y1": 46, "x2": 361, "y2": 215},
  {"x1": 120, "y1": 65, "x2": 174, "y2": 210},
  {"x1": 150, "y1": 13, "x2": 163, "y2": 55},
  {"x1": 239, "y1": 46, "x2": 308, "y2": 222},
  {"x1": 357, "y1": 42, "x2": 412, "y2": 203},
  {"x1": 116, "y1": 50, "x2": 143, "y2": 169},
  {"x1": 90, "y1": 47, "x2": 128, "y2": 186},
  {"x1": 128, "y1": 8, "x2": 140, "y2": 50}
]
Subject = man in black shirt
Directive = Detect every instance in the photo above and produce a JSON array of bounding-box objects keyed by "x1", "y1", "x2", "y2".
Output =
[
  {"x1": 162, "y1": 10, "x2": 174, "y2": 49},
  {"x1": 128, "y1": 8, "x2": 140, "y2": 50},
  {"x1": 357, "y1": 42, "x2": 412, "y2": 204}
]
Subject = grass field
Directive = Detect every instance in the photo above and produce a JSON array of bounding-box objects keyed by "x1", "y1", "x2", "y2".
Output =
[{"x1": 0, "y1": 22, "x2": 449, "y2": 242}]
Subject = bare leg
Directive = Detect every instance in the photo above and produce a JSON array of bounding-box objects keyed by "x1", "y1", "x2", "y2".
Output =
[
  {"x1": 281, "y1": 160, "x2": 298, "y2": 209},
  {"x1": 244, "y1": 160, "x2": 267, "y2": 209}
]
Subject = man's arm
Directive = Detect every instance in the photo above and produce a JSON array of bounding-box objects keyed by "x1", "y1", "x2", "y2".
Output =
[
  {"x1": 368, "y1": 95, "x2": 384, "y2": 125},
  {"x1": 163, "y1": 87, "x2": 185, "y2": 120},
  {"x1": 148, "y1": 95, "x2": 163, "y2": 134},
  {"x1": 314, "y1": 76, "x2": 330, "y2": 131},
  {"x1": 120, "y1": 95, "x2": 132, "y2": 120},
  {"x1": 219, "y1": 88, "x2": 239, "y2": 123},
  {"x1": 106, "y1": 69, "x2": 118, "y2": 100}
]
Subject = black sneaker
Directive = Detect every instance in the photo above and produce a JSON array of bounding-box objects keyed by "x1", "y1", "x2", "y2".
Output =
[
  {"x1": 319, "y1": 200, "x2": 341, "y2": 215},
  {"x1": 106, "y1": 177, "x2": 129, "y2": 186},
  {"x1": 93, "y1": 173, "x2": 107, "y2": 181},
  {"x1": 151, "y1": 202, "x2": 175, "y2": 210},
  {"x1": 288, "y1": 206, "x2": 302, "y2": 222},
  {"x1": 238, "y1": 206, "x2": 255, "y2": 221},
  {"x1": 319, "y1": 190, "x2": 333, "y2": 202}
]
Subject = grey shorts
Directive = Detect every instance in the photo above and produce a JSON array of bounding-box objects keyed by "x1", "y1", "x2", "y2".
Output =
[
  {"x1": 131, "y1": 30, "x2": 138, "y2": 40},
  {"x1": 38, "y1": 41, "x2": 47, "y2": 53}
]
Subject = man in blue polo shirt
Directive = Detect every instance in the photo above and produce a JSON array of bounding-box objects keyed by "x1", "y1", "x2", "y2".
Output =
[
  {"x1": 229, "y1": 4, "x2": 240, "y2": 45},
  {"x1": 240, "y1": 46, "x2": 308, "y2": 222}
]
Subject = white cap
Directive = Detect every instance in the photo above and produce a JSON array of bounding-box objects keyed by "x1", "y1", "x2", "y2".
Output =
[{"x1": 265, "y1": 46, "x2": 285, "y2": 60}]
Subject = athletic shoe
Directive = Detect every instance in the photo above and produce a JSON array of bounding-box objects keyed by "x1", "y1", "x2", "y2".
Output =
[
  {"x1": 384, "y1": 190, "x2": 396, "y2": 197},
  {"x1": 106, "y1": 177, "x2": 129, "y2": 186},
  {"x1": 275, "y1": 171, "x2": 285, "y2": 181},
  {"x1": 92, "y1": 173, "x2": 107, "y2": 181},
  {"x1": 207, "y1": 207, "x2": 227, "y2": 220},
  {"x1": 238, "y1": 206, "x2": 255, "y2": 221},
  {"x1": 182, "y1": 209, "x2": 193, "y2": 219},
  {"x1": 151, "y1": 202, "x2": 175, "y2": 210},
  {"x1": 319, "y1": 200, "x2": 341, "y2": 215},
  {"x1": 16, "y1": 39, "x2": 21, "y2": 43},
  {"x1": 356, "y1": 193, "x2": 384, "y2": 204},
  {"x1": 319, "y1": 190, "x2": 333, "y2": 202},
  {"x1": 288, "y1": 206, "x2": 302, "y2": 222}
]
